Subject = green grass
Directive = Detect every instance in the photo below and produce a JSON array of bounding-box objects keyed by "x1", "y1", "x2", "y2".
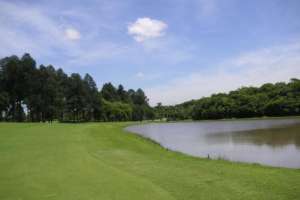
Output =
[{"x1": 0, "y1": 122, "x2": 299, "y2": 200}]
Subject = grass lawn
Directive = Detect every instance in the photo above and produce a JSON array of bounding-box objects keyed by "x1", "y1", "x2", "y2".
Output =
[{"x1": 0, "y1": 122, "x2": 299, "y2": 200}]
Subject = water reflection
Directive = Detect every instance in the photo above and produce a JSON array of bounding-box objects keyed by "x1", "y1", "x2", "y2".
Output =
[
  {"x1": 126, "y1": 118, "x2": 300, "y2": 168},
  {"x1": 206, "y1": 125, "x2": 300, "y2": 148}
]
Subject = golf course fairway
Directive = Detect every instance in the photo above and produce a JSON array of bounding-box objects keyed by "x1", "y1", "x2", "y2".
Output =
[{"x1": 0, "y1": 122, "x2": 299, "y2": 200}]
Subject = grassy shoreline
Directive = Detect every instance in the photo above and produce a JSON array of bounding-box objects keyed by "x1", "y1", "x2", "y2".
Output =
[{"x1": 0, "y1": 122, "x2": 299, "y2": 199}]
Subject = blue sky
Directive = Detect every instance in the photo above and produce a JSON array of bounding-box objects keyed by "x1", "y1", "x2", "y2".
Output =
[{"x1": 1, "y1": 0, "x2": 300, "y2": 105}]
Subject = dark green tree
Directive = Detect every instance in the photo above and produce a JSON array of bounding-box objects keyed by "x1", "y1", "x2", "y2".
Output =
[{"x1": 101, "y1": 82, "x2": 119, "y2": 102}]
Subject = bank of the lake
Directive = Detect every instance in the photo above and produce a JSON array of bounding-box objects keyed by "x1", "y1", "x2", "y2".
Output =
[{"x1": 0, "y1": 122, "x2": 299, "y2": 200}]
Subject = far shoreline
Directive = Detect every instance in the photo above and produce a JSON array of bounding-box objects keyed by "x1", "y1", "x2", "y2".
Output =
[{"x1": 150, "y1": 115, "x2": 300, "y2": 124}]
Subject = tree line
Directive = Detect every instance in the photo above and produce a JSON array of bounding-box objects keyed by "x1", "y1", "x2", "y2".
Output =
[
  {"x1": 0, "y1": 54, "x2": 154, "y2": 122},
  {"x1": 155, "y1": 79, "x2": 300, "y2": 121}
]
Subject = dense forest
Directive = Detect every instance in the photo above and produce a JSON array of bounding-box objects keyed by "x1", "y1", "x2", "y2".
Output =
[
  {"x1": 155, "y1": 78, "x2": 300, "y2": 121},
  {"x1": 0, "y1": 54, "x2": 154, "y2": 122}
]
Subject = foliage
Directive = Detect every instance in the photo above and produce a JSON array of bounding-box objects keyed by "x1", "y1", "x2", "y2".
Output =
[
  {"x1": 0, "y1": 54, "x2": 153, "y2": 122},
  {"x1": 2, "y1": 53, "x2": 299, "y2": 122},
  {"x1": 155, "y1": 79, "x2": 300, "y2": 120}
]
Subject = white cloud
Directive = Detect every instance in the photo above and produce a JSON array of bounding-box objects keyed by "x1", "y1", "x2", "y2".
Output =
[
  {"x1": 128, "y1": 17, "x2": 167, "y2": 42},
  {"x1": 146, "y1": 41, "x2": 300, "y2": 106},
  {"x1": 64, "y1": 28, "x2": 81, "y2": 40}
]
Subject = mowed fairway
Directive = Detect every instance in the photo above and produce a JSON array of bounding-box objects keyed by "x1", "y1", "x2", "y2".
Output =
[{"x1": 0, "y1": 123, "x2": 299, "y2": 200}]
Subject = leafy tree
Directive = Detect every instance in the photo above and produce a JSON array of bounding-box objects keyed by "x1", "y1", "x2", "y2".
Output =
[
  {"x1": 117, "y1": 84, "x2": 131, "y2": 103},
  {"x1": 83, "y1": 74, "x2": 99, "y2": 121},
  {"x1": 4, "y1": 53, "x2": 299, "y2": 123},
  {"x1": 102, "y1": 100, "x2": 132, "y2": 121},
  {"x1": 64, "y1": 73, "x2": 87, "y2": 121},
  {"x1": 158, "y1": 79, "x2": 300, "y2": 121},
  {"x1": 0, "y1": 53, "x2": 154, "y2": 122},
  {"x1": 101, "y1": 83, "x2": 119, "y2": 102}
]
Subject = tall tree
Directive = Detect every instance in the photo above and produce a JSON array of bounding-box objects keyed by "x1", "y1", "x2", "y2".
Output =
[
  {"x1": 83, "y1": 73, "x2": 99, "y2": 121},
  {"x1": 117, "y1": 84, "x2": 130, "y2": 103},
  {"x1": 101, "y1": 82, "x2": 119, "y2": 102},
  {"x1": 65, "y1": 73, "x2": 87, "y2": 121}
]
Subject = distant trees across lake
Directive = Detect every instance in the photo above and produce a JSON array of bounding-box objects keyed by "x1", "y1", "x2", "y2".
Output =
[
  {"x1": 0, "y1": 54, "x2": 154, "y2": 122},
  {"x1": 155, "y1": 78, "x2": 300, "y2": 121}
]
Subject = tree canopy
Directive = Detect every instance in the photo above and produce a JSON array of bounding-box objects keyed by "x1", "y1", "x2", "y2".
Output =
[
  {"x1": 154, "y1": 79, "x2": 300, "y2": 121},
  {"x1": 1, "y1": 53, "x2": 299, "y2": 122},
  {"x1": 0, "y1": 54, "x2": 153, "y2": 122}
]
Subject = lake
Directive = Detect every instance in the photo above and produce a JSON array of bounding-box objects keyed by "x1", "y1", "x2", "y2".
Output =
[{"x1": 126, "y1": 118, "x2": 300, "y2": 168}]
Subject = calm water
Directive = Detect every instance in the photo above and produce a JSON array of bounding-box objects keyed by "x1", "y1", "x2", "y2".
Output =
[{"x1": 126, "y1": 118, "x2": 300, "y2": 168}]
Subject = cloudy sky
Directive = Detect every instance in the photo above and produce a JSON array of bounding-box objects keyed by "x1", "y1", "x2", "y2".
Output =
[{"x1": 1, "y1": 0, "x2": 300, "y2": 105}]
